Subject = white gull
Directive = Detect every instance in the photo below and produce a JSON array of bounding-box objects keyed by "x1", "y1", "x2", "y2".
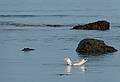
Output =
[{"x1": 64, "y1": 57, "x2": 87, "y2": 66}]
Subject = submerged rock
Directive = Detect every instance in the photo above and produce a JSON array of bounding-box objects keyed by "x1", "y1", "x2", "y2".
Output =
[
  {"x1": 73, "y1": 20, "x2": 110, "y2": 30},
  {"x1": 21, "y1": 48, "x2": 35, "y2": 52},
  {"x1": 76, "y1": 38, "x2": 117, "y2": 55}
]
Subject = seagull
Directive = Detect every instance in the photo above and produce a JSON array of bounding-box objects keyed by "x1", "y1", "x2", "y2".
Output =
[{"x1": 64, "y1": 57, "x2": 87, "y2": 66}]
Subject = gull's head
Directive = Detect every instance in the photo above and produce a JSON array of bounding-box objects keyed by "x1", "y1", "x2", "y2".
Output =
[
  {"x1": 82, "y1": 58, "x2": 87, "y2": 63},
  {"x1": 83, "y1": 58, "x2": 87, "y2": 61}
]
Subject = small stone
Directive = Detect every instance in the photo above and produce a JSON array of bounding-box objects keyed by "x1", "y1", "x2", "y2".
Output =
[{"x1": 21, "y1": 48, "x2": 35, "y2": 52}]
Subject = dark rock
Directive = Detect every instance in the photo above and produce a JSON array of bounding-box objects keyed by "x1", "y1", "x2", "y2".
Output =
[
  {"x1": 76, "y1": 38, "x2": 117, "y2": 55},
  {"x1": 46, "y1": 24, "x2": 63, "y2": 27},
  {"x1": 73, "y1": 20, "x2": 110, "y2": 30},
  {"x1": 56, "y1": 73, "x2": 72, "y2": 76},
  {"x1": 21, "y1": 48, "x2": 35, "y2": 52}
]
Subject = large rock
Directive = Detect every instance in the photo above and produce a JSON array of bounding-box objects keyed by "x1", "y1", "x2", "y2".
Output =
[
  {"x1": 76, "y1": 38, "x2": 117, "y2": 55},
  {"x1": 73, "y1": 20, "x2": 110, "y2": 30}
]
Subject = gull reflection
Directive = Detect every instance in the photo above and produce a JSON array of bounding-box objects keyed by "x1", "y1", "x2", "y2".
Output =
[
  {"x1": 64, "y1": 65, "x2": 87, "y2": 74},
  {"x1": 64, "y1": 65, "x2": 72, "y2": 74}
]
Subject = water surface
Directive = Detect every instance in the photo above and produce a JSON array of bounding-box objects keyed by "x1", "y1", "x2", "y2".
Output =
[{"x1": 0, "y1": 0, "x2": 120, "y2": 82}]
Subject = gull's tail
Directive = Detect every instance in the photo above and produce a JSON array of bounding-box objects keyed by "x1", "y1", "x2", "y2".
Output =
[{"x1": 64, "y1": 57, "x2": 72, "y2": 65}]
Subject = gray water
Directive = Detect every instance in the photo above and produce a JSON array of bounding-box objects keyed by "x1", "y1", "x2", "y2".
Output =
[{"x1": 0, "y1": 0, "x2": 120, "y2": 82}]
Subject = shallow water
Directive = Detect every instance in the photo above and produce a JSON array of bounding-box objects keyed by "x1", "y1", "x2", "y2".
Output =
[{"x1": 0, "y1": 0, "x2": 120, "y2": 82}]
